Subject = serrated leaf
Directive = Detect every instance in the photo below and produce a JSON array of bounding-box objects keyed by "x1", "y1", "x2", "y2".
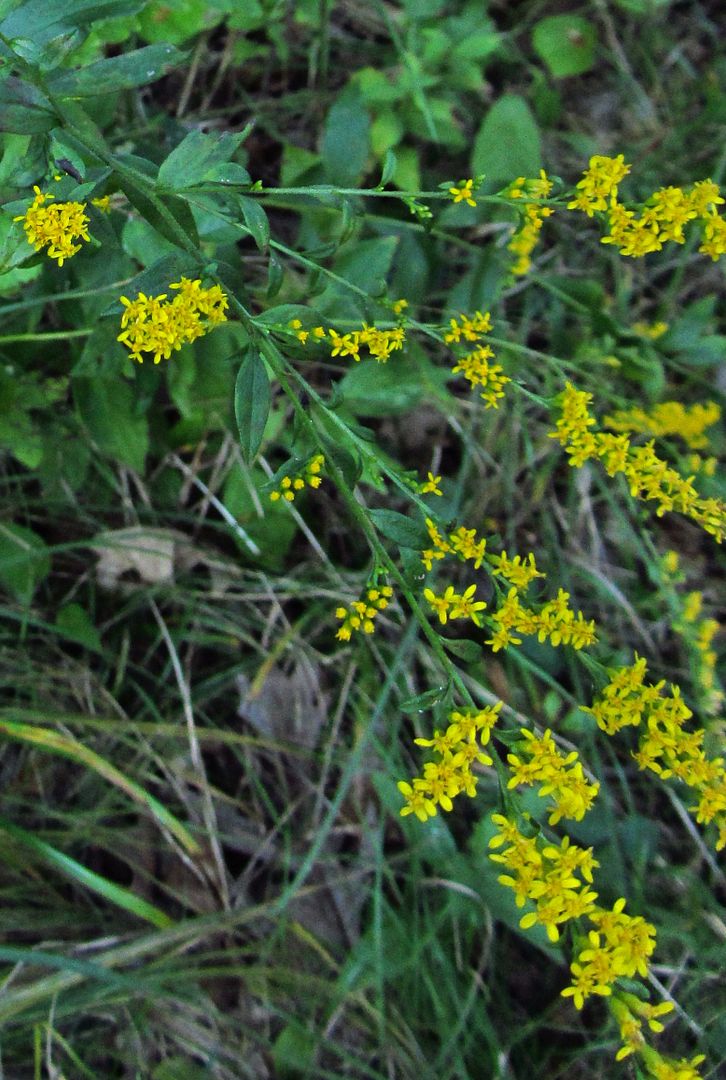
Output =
[
  {"x1": 532, "y1": 15, "x2": 596, "y2": 78},
  {"x1": 49, "y1": 44, "x2": 185, "y2": 97},
  {"x1": 158, "y1": 129, "x2": 247, "y2": 191},
  {"x1": 471, "y1": 95, "x2": 541, "y2": 189},
  {"x1": 369, "y1": 508, "x2": 428, "y2": 549},
  {"x1": 234, "y1": 349, "x2": 271, "y2": 463},
  {"x1": 237, "y1": 196, "x2": 269, "y2": 251}
]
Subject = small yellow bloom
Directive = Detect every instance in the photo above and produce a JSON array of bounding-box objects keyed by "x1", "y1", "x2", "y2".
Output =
[
  {"x1": 449, "y1": 178, "x2": 477, "y2": 207},
  {"x1": 419, "y1": 472, "x2": 443, "y2": 496}
]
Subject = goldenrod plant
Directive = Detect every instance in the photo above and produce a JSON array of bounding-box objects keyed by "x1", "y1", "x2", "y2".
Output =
[{"x1": 0, "y1": 1, "x2": 724, "y2": 1077}]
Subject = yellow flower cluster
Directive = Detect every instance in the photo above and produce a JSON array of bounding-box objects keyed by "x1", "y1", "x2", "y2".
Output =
[
  {"x1": 550, "y1": 382, "x2": 726, "y2": 542},
  {"x1": 486, "y1": 585, "x2": 597, "y2": 653},
  {"x1": 567, "y1": 154, "x2": 631, "y2": 216},
  {"x1": 567, "y1": 156, "x2": 726, "y2": 260},
  {"x1": 446, "y1": 310, "x2": 511, "y2": 409},
  {"x1": 117, "y1": 278, "x2": 228, "y2": 364},
  {"x1": 506, "y1": 170, "x2": 554, "y2": 275},
  {"x1": 269, "y1": 454, "x2": 324, "y2": 502},
  {"x1": 603, "y1": 400, "x2": 721, "y2": 450},
  {"x1": 424, "y1": 583, "x2": 487, "y2": 626},
  {"x1": 14, "y1": 186, "x2": 90, "y2": 266},
  {"x1": 398, "y1": 703, "x2": 501, "y2": 821},
  {"x1": 611, "y1": 993, "x2": 674, "y2": 1063},
  {"x1": 448, "y1": 178, "x2": 477, "y2": 206},
  {"x1": 585, "y1": 656, "x2": 726, "y2": 850},
  {"x1": 288, "y1": 319, "x2": 405, "y2": 363},
  {"x1": 489, "y1": 816, "x2": 599, "y2": 942},
  {"x1": 646, "y1": 1051, "x2": 706, "y2": 1080},
  {"x1": 562, "y1": 899, "x2": 657, "y2": 1008},
  {"x1": 335, "y1": 584, "x2": 393, "y2": 642},
  {"x1": 419, "y1": 518, "x2": 595, "y2": 652},
  {"x1": 632, "y1": 320, "x2": 669, "y2": 339},
  {"x1": 662, "y1": 554, "x2": 723, "y2": 714},
  {"x1": 506, "y1": 728, "x2": 600, "y2": 825}
]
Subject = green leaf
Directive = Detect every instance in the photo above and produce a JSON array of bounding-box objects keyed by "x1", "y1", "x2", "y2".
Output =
[
  {"x1": 237, "y1": 195, "x2": 270, "y2": 251},
  {"x1": 442, "y1": 638, "x2": 482, "y2": 663},
  {"x1": 136, "y1": 0, "x2": 221, "y2": 44},
  {"x1": 532, "y1": 15, "x2": 597, "y2": 78},
  {"x1": 0, "y1": 0, "x2": 147, "y2": 47},
  {"x1": 471, "y1": 94, "x2": 541, "y2": 189},
  {"x1": 378, "y1": 148, "x2": 398, "y2": 188},
  {"x1": 0, "y1": 522, "x2": 50, "y2": 604},
  {"x1": 49, "y1": 44, "x2": 185, "y2": 97},
  {"x1": 321, "y1": 91, "x2": 370, "y2": 187},
  {"x1": 55, "y1": 602, "x2": 102, "y2": 651},
  {"x1": 272, "y1": 1022, "x2": 317, "y2": 1080},
  {"x1": 0, "y1": 77, "x2": 56, "y2": 133},
  {"x1": 369, "y1": 508, "x2": 428, "y2": 549},
  {"x1": 73, "y1": 376, "x2": 149, "y2": 472},
  {"x1": 234, "y1": 349, "x2": 271, "y2": 463},
  {"x1": 115, "y1": 171, "x2": 200, "y2": 250},
  {"x1": 158, "y1": 128, "x2": 248, "y2": 190},
  {"x1": 400, "y1": 684, "x2": 452, "y2": 713}
]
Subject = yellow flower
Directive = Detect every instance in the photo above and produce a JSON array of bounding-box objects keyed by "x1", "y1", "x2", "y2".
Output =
[
  {"x1": 419, "y1": 472, "x2": 443, "y2": 496},
  {"x1": 449, "y1": 178, "x2": 477, "y2": 206}
]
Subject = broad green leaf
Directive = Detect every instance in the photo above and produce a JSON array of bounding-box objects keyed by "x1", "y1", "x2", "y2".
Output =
[
  {"x1": 115, "y1": 171, "x2": 200, "y2": 250},
  {"x1": 532, "y1": 15, "x2": 597, "y2": 78},
  {"x1": 137, "y1": 0, "x2": 224, "y2": 44},
  {"x1": 55, "y1": 602, "x2": 102, "y2": 651},
  {"x1": 49, "y1": 44, "x2": 185, "y2": 97},
  {"x1": 332, "y1": 235, "x2": 398, "y2": 294},
  {"x1": 370, "y1": 110, "x2": 404, "y2": 157},
  {"x1": 369, "y1": 508, "x2": 428, "y2": 549},
  {"x1": 0, "y1": 0, "x2": 146, "y2": 46},
  {"x1": 234, "y1": 349, "x2": 271, "y2": 463},
  {"x1": 321, "y1": 91, "x2": 370, "y2": 187},
  {"x1": 158, "y1": 129, "x2": 248, "y2": 190},
  {"x1": 0, "y1": 522, "x2": 50, "y2": 604},
  {"x1": 73, "y1": 376, "x2": 149, "y2": 472},
  {"x1": 0, "y1": 77, "x2": 56, "y2": 133},
  {"x1": 471, "y1": 94, "x2": 541, "y2": 189},
  {"x1": 237, "y1": 195, "x2": 270, "y2": 251},
  {"x1": 442, "y1": 638, "x2": 482, "y2": 663},
  {"x1": 337, "y1": 352, "x2": 447, "y2": 417}
]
